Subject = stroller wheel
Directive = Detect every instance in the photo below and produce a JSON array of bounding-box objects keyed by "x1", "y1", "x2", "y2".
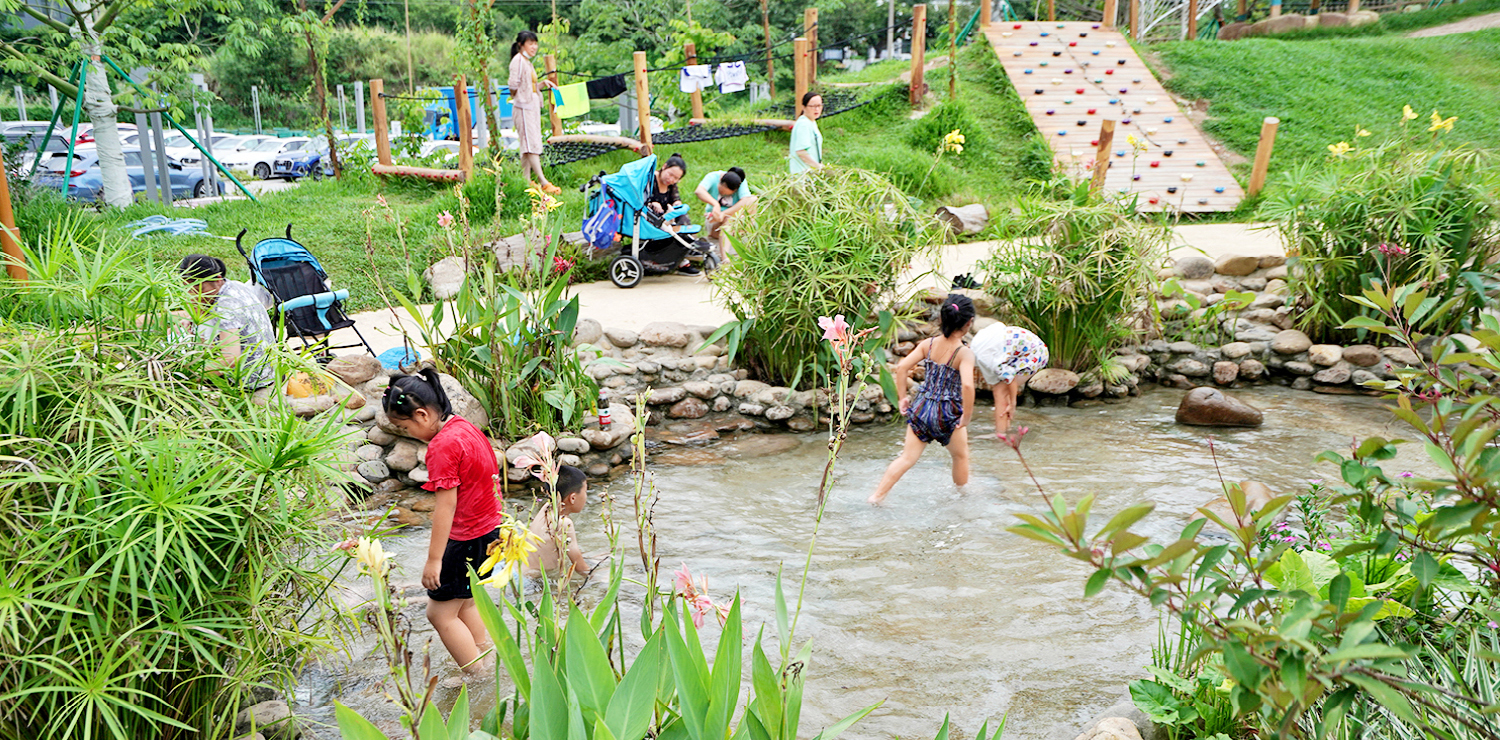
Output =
[
  {"x1": 610, "y1": 255, "x2": 643, "y2": 289},
  {"x1": 702, "y1": 252, "x2": 720, "y2": 274}
]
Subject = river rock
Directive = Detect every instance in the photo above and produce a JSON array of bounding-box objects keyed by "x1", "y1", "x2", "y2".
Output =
[
  {"x1": 734, "y1": 380, "x2": 770, "y2": 398},
  {"x1": 765, "y1": 405, "x2": 796, "y2": 421},
  {"x1": 751, "y1": 386, "x2": 793, "y2": 407},
  {"x1": 640, "y1": 321, "x2": 690, "y2": 348},
  {"x1": 1271, "y1": 329, "x2": 1311, "y2": 355},
  {"x1": 1029, "y1": 368, "x2": 1080, "y2": 395},
  {"x1": 1259, "y1": 254, "x2": 1286, "y2": 268},
  {"x1": 1212, "y1": 361, "x2": 1239, "y2": 385},
  {"x1": 648, "y1": 386, "x2": 687, "y2": 405},
  {"x1": 235, "y1": 700, "x2": 295, "y2": 739},
  {"x1": 355, "y1": 444, "x2": 383, "y2": 462},
  {"x1": 1265, "y1": 265, "x2": 1288, "y2": 280},
  {"x1": 410, "y1": 467, "x2": 429, "y2": 484},
  {"x1": 557, "y1": 436, "x2": 590, "y2": 454},
  {"x1": 1313, "y1": 362, "x2": 1351, "y2": 384},
  {"x1": 356, "y1": 459, "x2": 390, "y2": 483},
  {"x1": 573, "y1": 318, "x2": 603, "y2": 346},
  {"x1": 327, "y1": 355, "x2": 383, "y2": 386},
  {"x1": 1240, "y1": 277, "x2": 1267, "y2": 292},
  {"x1": 580, "y1": 403, "x2": 636, "y2": 450},
  {"x1": 677, "y1": 380, "x2": 714, "y2": 399},
  {"x1": 1175, "y1": 387, "x2": 1263, "y2": 427},
  {"x1": 1073, "y1": 717, "x2": 1144, "y2": 740},
  {"x1": 738, "y1": 402, "x2": 766, "y2": 416},
  {"x1": 1214, "y1": 253, "x2": 1260, "y2": 277},
  {"x1": 1250, "y1": 293, "x2": 1285, "y2": 310},
  {"x1": 1167, "y1": 341, "x2": 1199, "y2": 354},
  {"x1": 713, "y1": 396, "x2": 732, "y2": 412},
  {"x1": 1220, "y1": 342, "x2": 1252, "y2": 360},
  {"x1": 1382, "y1": 347, "x2": 1420, "y2": 366},
  {"x1": 669, "y1": 397, "x2": 709, "y2": 419},
  {"x1": 424, "y1": 256, "x2": 467, "y2": 300},
  {"x1": 1352, "y1": 369, "x2": 1379, "y2": 386},
  {"x1": 384, "y1": 439, "x2": 423, "y2": 472},
  {"x1": 1169, "y1": 358, "x2": 1209, "y2": 377},
  {"x1": 1284, "y1": 361, "x2": 1317, "y2": 376},
  {"x1": 605, "y1": 327, "x2": 639, "y2": 348},
  {"x1": 289, "y1": 395, "x2": 338, "y2": 418},
  {"x1": 634, "y1": 360, "x2": 661, "y2": 375},
  {"x1": 1235, "y1": 327, "x2": 1279, "y2": 343},
  {"x1": 1307, "y1": 344, "x2": 1342, "y2": 366},
  {"x1": 1173, "y1": 254, "x2": 1215, "y2": 280},
  {"x1": 1291, "y1": 376, "x2": 1313, "y2": 390}
]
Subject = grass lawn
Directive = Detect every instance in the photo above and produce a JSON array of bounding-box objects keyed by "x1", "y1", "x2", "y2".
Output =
[
  {"x1": 1150, "y1": 29, "x2": 1500, "y2": 177},
  {"x1": 21, "y1": 40, "x2": 1040, "y2": 312}
]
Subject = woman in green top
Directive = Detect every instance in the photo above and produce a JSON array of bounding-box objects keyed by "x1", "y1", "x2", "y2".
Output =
[
  {"x1": 789, "y1": 92, "x2": 823, "y2": 174},
  {"x1": 693, "y1": 166, "x2": 757, "y2": 250}
]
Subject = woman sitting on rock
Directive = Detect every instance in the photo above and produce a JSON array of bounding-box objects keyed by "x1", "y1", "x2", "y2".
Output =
[{"x1": 970, "y1": 321, "x2": 1049, "y2": 436}]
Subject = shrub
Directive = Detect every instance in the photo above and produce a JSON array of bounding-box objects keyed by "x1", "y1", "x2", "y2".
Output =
[
  {"x1": 0, "y1": 227, "x2": 348, "y2": 737},
  {"x1": 709, "y1": 166, "x2": 938, "y2": 389},
  {"x1": 1258, "y1": 111, "x2": 1500, "y2": 343},
  {"x1": 979, "y1": 183, "x2": 1169, "y2": 375},
  {"x1": 840, "y1": 146, "x2": 957, "y2": 202}
]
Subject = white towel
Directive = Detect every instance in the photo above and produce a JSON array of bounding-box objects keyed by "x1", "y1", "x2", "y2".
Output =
[
  {"x1": 679, "y1": 65, "x2": 712, "y2": 93},
  {"x1": 715, "y1": 61, "x2": 749, "y2": 94}
]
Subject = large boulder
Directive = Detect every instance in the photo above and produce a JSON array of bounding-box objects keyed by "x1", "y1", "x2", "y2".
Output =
[
  {"x1": 1214, "y1": 253, "x2": 1261, "y2": 277},
  {"x1": 327, "y1": 354, "x2": 383, "y2": 386},
  {"x1": 1029, "y1": 368, "x2": 1081, "y2": 395},
  {"x1": 1217, "y1": 20, "x2": 1252, "y2": 39},
  {"x1": 375, "y1": 372, "x2": 489, "y2": 438},
  {"x1": 423, "y1": 256, "x2": 467, "y2": 300},
  {"x1": 572, "y1": 318, "x2": 603, "y2": 346},
  {"x1": 1270, "y1": 329, "x2": 1312, "y2": 355},
  {"x1": 1349, "y1": 9, "x2": 1380, "y2": 26},
  {"x1": 1176, "y1": 387, "x2": 1264, "y2": 427},
  {"x1": 1173, "y1": 254, "x2": 1215, "y2": 280},
  {"x1": 1315, "y1": 10, "x2": 1350, "y2": 26},
  {"x1": 1250, "y1": 12, "x2": 1307, "y2": 35}
]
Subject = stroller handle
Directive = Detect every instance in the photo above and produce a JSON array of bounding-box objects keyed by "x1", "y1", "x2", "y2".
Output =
[
  {"x1": 234, "y1": 229, "x2": 249, "y2": 259},
  {"x1": 285, "y1": 223, "x2": 294, "y2": 240}
]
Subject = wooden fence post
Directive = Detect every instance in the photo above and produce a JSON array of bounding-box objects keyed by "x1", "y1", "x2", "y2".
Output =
[
  {"x1": 1248, "y1": 116, "x2": 1280, "y2": 198},
  {"x1": 981, "y1": 0, "x2": 991, "y2": 27},
  {"x1": 1269, "y1": 0, "x2": 1282, "y2": 17},
  {"x1": 1049, "y1": 0, "x2": 1056, "y2": 21},
  {"x1": 1103, "y1": 0, "x2": 1117, "y2": 28},
  {"x1": 685, "y1": 42, "x2": 705, "y2": 121},
  {"x1": 760, "y1": 0, "x2": 775, "y2": 98},
  {"x1": 633, "y1": 51, "x2": 652, "y2": 152},
  {"x1": 794, "y1": 37, "x2": 809, "y2": 118},
  {"x1": 1237, "y1": 0, "x2": 1248, "y2": 20},
  {"x1": 1188, "y1": 0, "x2": 1199, "y2": 39},
  {"x1": 1090, "y1": 119, "x2": 1117, "y2": 194},
  {"x1": 371, "y1": 78, "x2": 393, "y2": 166},
  {"x1": 910, "y1": 4, "x2": 927, "y2": 106},
  {"x1": 1348, "y1": 0, "x2": 1361, "y2": 12},
  {"x1": 805, "y1": 8, "x2": 818, "y2": 85},
  {"x1": 1129, "y1": 0, "x2": 1140, "y2": 39},
  {"x1": 544, "y1": 54, "x2": 563, "y2": 137},
  {"x1": 454, "y1": 75, "x2": 473, "y2": 177},
  {"x1": 0, "y1": 148, "x2": 24, "y2": 283}
]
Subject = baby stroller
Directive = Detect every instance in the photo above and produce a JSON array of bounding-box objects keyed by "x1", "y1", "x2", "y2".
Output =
[
  {"x1": 583, "y1": 153, "x2": 718, "y2": 289},
  {"x1": 235, "y1": 225, "x2": 376, "y2": 358}
]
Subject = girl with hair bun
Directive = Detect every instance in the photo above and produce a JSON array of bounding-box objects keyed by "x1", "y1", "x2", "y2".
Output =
[
  {"x1": 382, "y1": 368, "x2": 502, "y2": 678},
  {"x1": 869, "y1": 294, "x2": 977, "y2": 505}
]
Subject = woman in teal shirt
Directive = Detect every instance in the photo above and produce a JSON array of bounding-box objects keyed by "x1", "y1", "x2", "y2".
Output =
[
  {"x1": 693, "y1": 166, "x2": 757, "y2": 250},
  {"x1": 789, "y1": 92, "x2": 823, "y2": 174}
]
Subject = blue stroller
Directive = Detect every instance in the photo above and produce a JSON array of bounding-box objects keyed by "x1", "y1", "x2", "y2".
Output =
[
  {"x1": 583, "y1": 154, "x2": 718, "y2": 289},
  {"x1": 235, "y1": 225, "x2": 376, "y2": 358}
]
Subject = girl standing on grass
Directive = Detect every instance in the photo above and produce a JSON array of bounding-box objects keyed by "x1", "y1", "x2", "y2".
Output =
[
  {"x1": 869, "y1": 295, "x2": 977, "y2": 505},
  {"x1": 381, "y1": 369, "x2": 501, "y2": 679},
  {"x1": 509, "y1": 31, "x2": 561, "y2": 195}
]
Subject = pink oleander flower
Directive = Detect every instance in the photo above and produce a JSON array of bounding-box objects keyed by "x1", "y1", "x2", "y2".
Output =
[
  {"x1": 1376, "y1": 242, "x2": 1409, "y2": 257},
  {"x1": 438, "y1": 211, "x2": 455, "y2": 229},
  {"x1": 818, "y1": 315, "x2": 851, "y2": 343}
]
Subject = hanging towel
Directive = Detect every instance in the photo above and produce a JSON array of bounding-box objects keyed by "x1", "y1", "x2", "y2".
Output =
[
  {"x1": 714, "y1": 62, "x2": 749, "y2": 94},
  {"x1": 586, "y1": 74, "x2": 628, "y2": 99},
  {"x1": 552, "y1": 82, "x2": 591, "y2": 119},
  {"x1": 679, "y1": 65, "x2": 712, "y2": 93}
]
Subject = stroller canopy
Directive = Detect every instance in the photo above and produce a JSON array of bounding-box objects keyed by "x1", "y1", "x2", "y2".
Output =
[
  {"x1": 251, "y1": 237, "x2": 329, "y2": 276},
  {"x1": 600, "y1": 154, "x2": 657, "y2": 213}
]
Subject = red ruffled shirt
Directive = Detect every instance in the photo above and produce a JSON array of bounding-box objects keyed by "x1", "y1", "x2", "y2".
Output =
[{"x1": 422, "y1": 416, "x2": 502, "y2": 541}]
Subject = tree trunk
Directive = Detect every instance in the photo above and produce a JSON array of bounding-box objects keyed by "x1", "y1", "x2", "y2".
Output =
[
  {"x1": 74, "y1": 19, "x2": 131, "y2": 207},
  {"x1": 301, "y1": 6, "x2": 342, "y2": 178}
]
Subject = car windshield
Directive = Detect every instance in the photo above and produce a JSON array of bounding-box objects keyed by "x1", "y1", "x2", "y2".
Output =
[
  {"x1": 254, "y1": 139, "x2": 285, "y2": 152},
  {"x1": 164, "y1": 135, "x2": 190, "y2": 148}
]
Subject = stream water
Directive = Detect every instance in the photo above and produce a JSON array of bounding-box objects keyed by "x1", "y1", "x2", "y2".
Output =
[{"x1": 295, "y1": 385, "x2": 1436, "y2": 739}]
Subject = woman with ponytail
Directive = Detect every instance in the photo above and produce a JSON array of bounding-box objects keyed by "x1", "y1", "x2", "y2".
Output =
[
  {"x1": 508, "y1": 31, "x2": 561, "y2": 195},
  {"x1": 869, "y1": 294, "x2": 977, "y2": 505},
  {"x1": 382, "y1": 368, "x2": 501, "y2": 678}
]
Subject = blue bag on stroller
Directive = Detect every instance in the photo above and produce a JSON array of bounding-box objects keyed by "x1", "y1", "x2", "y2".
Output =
[
  {"x1": 582, "y1": 195, "x2": 621, "y2": 252},
  {"x1": 582, "y1": 154, "x2": 717, "y2": 289}
]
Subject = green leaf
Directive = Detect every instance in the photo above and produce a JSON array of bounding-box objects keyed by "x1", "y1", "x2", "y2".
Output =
[
  {"x1": 665, "y1": 608, "x2": 712, "y2": 740},
  {"x1": 1322, "y1": 644, "x2": 1412, "y2": 664},
  {"x1": 604, "y1": 630, "x2": 663, "y2": 740},
  {"x1": 334, "y1": 702, "x2": 388, "y2": 740},
  {"x1": 1410, "y1": 552, "x2": 1439, "y2": 588},
  {"x1": 1223, "y1": 643, "x2": 1263, "y2": 690},
  {"x1": 1344, "y1": 672, "x2": 1421, "y2": 725},
  {"x1": 472, "y1": 571, "x2": 532, "y2": 701},
  {"x1": 1328, "y1": 573, "x2": 1351, "y2": 614},
  {"x1": 449, "y1": 688, "x2": 471, "y2": 740},
  {"x1": 812, "y1": 700, "x2": 884, "y2": 740},
  {"x1": 932, "y1": 713, "x2": 951, "y2": 740},
  {"x1": 1129, "y1": 680, "x2": 1188, "y2": 724},
  {"x1": 531, "y1": 651, "x2": 570, "y2": 740},
  {"x1": 1084, "y1": 568, "x2": 1113, "y2": 598},
  {"x1": 1147, "y1": 666, "x2": 1195, "y2": 693},
  {"x1": 1097, "y1": 503, "x2": 1155, "y2": 539},
  {"x1": 1346, "y1": 597, "x2": 1416, "y2": 620},
  {"x1": 1276, "y1": 550, "x2": 1317, "y2": 596},
  {"x1": 566, "y1": 603, "x2": 618, "y2": 717},
  {"x1": 1300, "y1": 551, "x2": 1341, "y2": 590},
  {"x1": 706, "y1": 596, "x2": 745, "y2": 740},
  {"x1": 418, "y1": 700, "x2": 450, "y2": 740}
]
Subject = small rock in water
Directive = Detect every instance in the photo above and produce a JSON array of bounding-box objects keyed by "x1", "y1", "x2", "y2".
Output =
[
  {"x1": 356, "y1": 460, "x2": 390, "y2": 483},
  {"x1": 1313, "y1": 362, "x2": 1351, "y2": 384},
  {"x1": 1212, "y1": 361, "x2": 1239, "y2": 385},
  {"x1": 1175, "y1": 387, "x2": 1263, "y2": 427},
  {"x1": 1219, "y1": 342, "x2": 1251, "y2": 360},
  {"x1": 669, "y1": 397, "x2": 709, "y2": 419}
]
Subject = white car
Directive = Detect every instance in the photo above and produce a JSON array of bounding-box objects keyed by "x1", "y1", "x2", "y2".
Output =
[
  {"x1": 178, "y1": 135, "x2": 260, "y2": 167},
  {"x1": 219, "y1": 136, "x2": 311, "y2": 179},
  {"x1": 161, "y1": 132, "x2": 239, "y2": 164}
]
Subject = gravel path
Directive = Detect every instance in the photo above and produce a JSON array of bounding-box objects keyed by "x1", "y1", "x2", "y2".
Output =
[{"x1": 1407, "y1": 10, "x2": 1500, "y2": 37}]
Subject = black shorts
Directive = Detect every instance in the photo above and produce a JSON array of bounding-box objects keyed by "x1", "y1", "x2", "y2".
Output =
[{"x1": 427, "y1": 530, "x2": 499, "y2": 602}]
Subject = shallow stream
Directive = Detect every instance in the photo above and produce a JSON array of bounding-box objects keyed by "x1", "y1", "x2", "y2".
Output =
[{"x1": 297, "y1": 385, "x2": 1435, "y2": 739}]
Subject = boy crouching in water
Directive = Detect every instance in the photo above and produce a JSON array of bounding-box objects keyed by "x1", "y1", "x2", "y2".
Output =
[{"x1": 525, "y1": 465, "x2": 593, "y2": 583}]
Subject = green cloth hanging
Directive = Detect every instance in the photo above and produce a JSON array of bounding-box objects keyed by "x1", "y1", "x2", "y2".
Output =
[{"x1": 551, "y1": 83, "x2": 590, "y2": 119}]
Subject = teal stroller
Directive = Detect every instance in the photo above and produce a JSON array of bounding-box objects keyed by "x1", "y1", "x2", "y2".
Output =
[{"x1": 583, "y1": 154, "x2": 717, "y2": 288}]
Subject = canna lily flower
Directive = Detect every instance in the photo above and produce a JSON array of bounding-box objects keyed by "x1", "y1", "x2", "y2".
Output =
[
  {"x1": 1428, "y1": 110, "x2": 1456, "y2": 133},
  {"x1": 438, "y1": 211, "x2": 455, "y2": 229},
  {"x1": 818, "y1": 315, "x2": 851, "y2": 343},
  {"x1": 1402, "y1": 105, "x2": 1418, "y2": 121},
  {"x1": 512, "y1": 431, "x2": 559, "y2": 482},
  {"x1": 674, "y1": 563, "x2": 729, "y2": 628},
  {"x1": 940, "y1": 129, "x2": 966, "y2": 155},
  {"x1": 354, "y1": 537, "x2": 390, "y2": 577},
  {"x1": 477, "y1": 516, "x2": 542, "y2": 589},
  {"x1": 1000, "y1": 425, "x2": 1030, "y2": 450},
  {"x1": 1355, "y1": 126, "x2": 1371, "y2": 137},
  {"x1": 1327, "y1": 141, "x2": 1352, "y2": 156},
  {"x1": 331, "y1": 537, "x2": 358, "y2": 553}
]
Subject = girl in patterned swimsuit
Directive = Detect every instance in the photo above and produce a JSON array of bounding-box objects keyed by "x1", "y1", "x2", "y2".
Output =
[{"x1": 868, "y1": 295, "x2": 977, "y2": 506}]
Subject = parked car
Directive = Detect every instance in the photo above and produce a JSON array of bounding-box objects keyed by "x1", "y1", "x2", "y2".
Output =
[
  {"x1": 220, "y1": 137, "x2": 311, "y2": 179},
  {"x1": 177, "y1": 135, "x2": 270, "y2": 167},
  {"x1": 272, "y1": 135, "x2": 370, "y2": 180},
  {"x1": 36, "y1": 146, "x2": 225, "y2": 201},
  {"x1": 3, "y1": 131, "x2": 71, "y2": 173},
  {"x1": 70, "y1": 122, "x2": 137, "y2": 144},
  {"x1": 161, "y1": 132, "x2": 240, "y2": 163}
]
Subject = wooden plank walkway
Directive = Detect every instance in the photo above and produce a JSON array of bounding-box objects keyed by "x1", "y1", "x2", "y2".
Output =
[{"x1": 983, "y1": 21, "x2": 1245, "y2": 213}]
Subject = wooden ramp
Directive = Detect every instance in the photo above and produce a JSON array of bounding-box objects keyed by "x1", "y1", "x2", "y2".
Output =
[{"x1": 983, "y1": 21, "x2": 1244, "y2": 213}]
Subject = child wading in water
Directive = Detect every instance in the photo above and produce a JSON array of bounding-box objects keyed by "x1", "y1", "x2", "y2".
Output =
[
  {"x1": 382, "y1": 369, "x2": 501, "y2": 678},
  {"x1": 524, "y1": 464, "x2": 593, "y2": 583},
  {"x1": 869, "y1": 295, "x2": 977, "y2": 505},
  {"x1": 970, "y1": 321, "x2": 1049, "y2": 435}
]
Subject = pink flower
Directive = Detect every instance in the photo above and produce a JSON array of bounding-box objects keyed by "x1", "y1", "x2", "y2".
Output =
[
  {"x1": 553, "y1": 255, "x2": 575, "y2": 274},
  {"x1": 1399, "y1": 471, "x2": 1414, "y2": 478},
  {"x1": 818, "y1": 315, "x2": 851, "y2": 343},
  {"x1": 1317, "y1": 542, "x2": 1332, "y2": 551},
  {"x1": 438, "y1": 211, "x2": 455, "y2": 229},
  {"x1": 377, "y1": 194, "x2": 389, "y2": 207},
  {"x1": 689, "y1": 594, "x2": 713, "y2": 628},
  {"x1": 331, "y1": 538, "x2": 358, "y2": 552},
  {"x1": 1376, "y1": 242, "x2": 1409, "y2": 257},
  {"x1": 1489, "y1": 621, "x2": 1498, "y2": 629},
  {"x1": 674, "y1": 563, "x2": 695, "y2": 595},
  {"x1": 1002, "y1": 426, "x2": 1030, "y2": 450}
]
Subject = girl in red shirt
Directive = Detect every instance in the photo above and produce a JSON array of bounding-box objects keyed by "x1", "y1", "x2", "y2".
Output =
[{"x1": 382, "y1": 368, "x2": 501, "y2": 677}]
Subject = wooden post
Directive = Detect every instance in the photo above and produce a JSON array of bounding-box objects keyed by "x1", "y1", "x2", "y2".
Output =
[
  {"x1": 1237, "y1": 0, "x2": 1247, "y2": 20},
  {"x1": 454, "y1": 75, "x2": 473, "y2": 177},
  {"x1": 685, "y1": 42, "x2": 705, "y2": 121},
  {"x1": 1269, "y1": 0, "x2": 1282, "y2": 17},
  {"x1": 1103, "y1": 0, "x2": 1117, "y2": 28},
  {"x1": 1129, "y1": 0, "x2": 1140, "y2": 39},
  {"x1": 1090, "y1": 119, "x2": 1117, "y2": 194},
  {"x1": 949, "y1": 0, "x2": 957, "y2": 99},
  {"x1": 804, "y1": 8, "x2": 818, "y2": 85},
  {"x1": 0, "y1": 148, "x2": 24, "y2": 283},
  {"x1": 371, "y1": 78, "x2": 393, "y2": 166},
  {"x1": 1188, "y1": 0, "x2": 1199, "y2": 38},
  {"x1": 761, "y1": 0, "x2": 776, "y2": 98},
  {"x1": 1247, "y1": 116, "x2": 1279, "y2": 198},
  {"x1": 633, "y1": 51, "x2": 652, "y2": 152},
  {"x1": 1348, "y1": 0, "x2": 1360, "y2": 12},
  {"x1": 794, "y1": 37, "x2": 810, "y2": 118},
  {"x1": 1309, "y1": 0, "x2": 1320, "y2": 14},
  {"x1": 910, "y1": 4, "x2": 927, "y2": 106},
  {"x1": 1048, "y1": 0, "x2": 1056, "y2": 21},
  {"x1": 981, "y1": 0, "x2": 991, "y2": 27},
  {"x1": 544, "y1": 54, "x2": 563, "y2": 138}
]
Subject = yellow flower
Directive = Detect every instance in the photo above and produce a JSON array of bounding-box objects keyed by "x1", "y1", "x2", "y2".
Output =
[
  {"x1": 1428, "y1": 110, "x2": 1456, "y2": 133},
  {"x1": 354, "y1": 537, "x2": 390, "y2": 577},
  {"x1": 1327, "y1": 141, "x2": 1352, "y2": 156},
  {"x1": 1355, "y1": 127, "x2": 1371, "y2": 137},
  {"x1": 1402, "y1": 105, "x2": 1418, "y2": 121},
  {"x1": 524, "y1": 187, "x2": 563, "y2": 212},
  {"x1": 939, "y1": 129, "x2": 966, "y2": 154},
  {"x1": 477, "y1": 516, "x2": 542, "y2": 590}
]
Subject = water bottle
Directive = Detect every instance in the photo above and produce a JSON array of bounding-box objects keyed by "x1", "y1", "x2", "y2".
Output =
[{"x1": 597, "y1": 390, "x2": 611, "y2": 429}]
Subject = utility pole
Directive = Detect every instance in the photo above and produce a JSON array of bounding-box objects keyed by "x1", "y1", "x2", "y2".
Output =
[
  {"x1": 405, "y1": 0, "x2": 415, "y2": 91},
  {"x1": 761, "y1": 0, "x2": 775, "y2": 97},
  {"x1": 888, "y1": 0, "x2": 896, "y2": 59},
  {"x1": 686, "y1": 0, "x2": 693, "y2": 24}
]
